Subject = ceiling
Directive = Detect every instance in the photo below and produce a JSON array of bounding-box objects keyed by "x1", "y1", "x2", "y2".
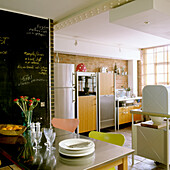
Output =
[
  {"x1": 0, "y1": 0, "x2": 104, "y2": 21},
  {"x1": 55, "y1": 11, "x2": 170, "y2": 49},
  {"x1": 1, "y1": 0, "x2": 170, "y2": 50}
]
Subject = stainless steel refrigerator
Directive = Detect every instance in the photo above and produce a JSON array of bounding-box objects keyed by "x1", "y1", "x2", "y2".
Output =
[{"x1": 54, "y1": 63, "x2": 75, "y2": 119}]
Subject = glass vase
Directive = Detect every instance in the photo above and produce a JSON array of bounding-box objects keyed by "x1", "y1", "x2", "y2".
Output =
[
  {"x1": 22, "y1": 110, "x2": 33, "y2": 129},
  {"x1": 126, "y1": 91, "x2": 131, "y2": 98}
]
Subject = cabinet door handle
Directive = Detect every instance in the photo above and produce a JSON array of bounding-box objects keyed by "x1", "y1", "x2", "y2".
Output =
[
  {"x1": 72, "y1": 73, "x2": 75, "y2": 87},
  {"x1": 72, "y1": 89, "x2": 75, "y2": 103}
]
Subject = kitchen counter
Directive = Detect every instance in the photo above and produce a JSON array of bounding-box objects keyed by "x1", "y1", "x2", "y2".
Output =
[
  {"x1": 116, "y1": 96, "x2": 142, "y2": 130},
  {"x1": 116, "y1": 96, "x2": 142, "y2": 101}
]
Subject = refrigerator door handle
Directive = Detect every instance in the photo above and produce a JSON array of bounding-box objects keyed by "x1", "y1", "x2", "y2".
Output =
[
  {"x1": 72, "y1": 88, "x2": 75, "y2": 103},
  {"x1": 72, "y1": 73, "x2": 75, "y2": 87}
]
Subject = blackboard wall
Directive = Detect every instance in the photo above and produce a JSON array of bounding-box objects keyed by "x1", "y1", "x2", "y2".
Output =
[{"x1": 0, "y1": 9, "x2": 50, "y2": 126}]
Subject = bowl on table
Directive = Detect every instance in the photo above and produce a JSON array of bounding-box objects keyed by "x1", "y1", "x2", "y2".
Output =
[
  {"x1": 0, "y1": 124, "x2": 26, "y2": 136},
  {"x1": 150, "y1": 116, "x2": 165, "y2": 125}
]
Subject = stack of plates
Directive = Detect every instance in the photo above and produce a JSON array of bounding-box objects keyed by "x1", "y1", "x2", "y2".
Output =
[{"x1": 59, "y1": 138, "x2": 95, "y2": 157}]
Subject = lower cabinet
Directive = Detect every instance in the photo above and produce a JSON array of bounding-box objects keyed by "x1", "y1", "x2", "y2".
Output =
[
  {"x1": 133, "y1": 104, "x2": 142, "y2": 121},
  {"x1": 119, "y1": 104, "x2": 142, "y2": 125},
  {"x1": 78, "y1": 96, "x2": 96, "y2": 133}
]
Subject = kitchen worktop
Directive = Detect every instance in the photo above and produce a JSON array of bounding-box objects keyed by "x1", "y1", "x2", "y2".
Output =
[{"x1": 116, "y1": 96, "x2": 142, "y2": 101}]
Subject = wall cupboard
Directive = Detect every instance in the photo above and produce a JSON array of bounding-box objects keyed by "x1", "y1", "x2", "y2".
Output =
[{"x1": 99, "y1": 73, "x2": 113, "y2": 95}]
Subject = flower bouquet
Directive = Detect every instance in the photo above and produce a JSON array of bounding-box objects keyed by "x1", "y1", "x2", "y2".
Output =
[{"x1": 14, "y1": 96, "x2": 40, "y2": 128}]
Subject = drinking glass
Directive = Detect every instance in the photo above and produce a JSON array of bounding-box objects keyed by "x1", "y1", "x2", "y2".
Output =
[
  {"x1": 33, "y1": 131, "x2": 42, "y2": 149},
  {"x1": 44, "y1": 128, "x2": 53, "y2": 147},
  {"x1": 47, "y1": 132, "x2": 56, "y2": 150}
]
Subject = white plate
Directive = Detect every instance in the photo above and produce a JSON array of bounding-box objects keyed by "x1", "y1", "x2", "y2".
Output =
[
  {"x1": 59, "y1": 147, "x2": 95, "y2": 157},
  {"x1": 59, "y1": 138, "x2": 95, "y2": 151},
  {"x1": 59, "y1": 146, "x2": 94, "y2": 155}
]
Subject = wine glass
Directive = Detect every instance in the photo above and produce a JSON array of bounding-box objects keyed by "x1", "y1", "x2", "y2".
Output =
[
  {"x1": 33, "y1": 131, "x2": 42, "y2": 149},
  {"x1": 44, "y1": 128, "x2": 53, "y2": 147},
  {"x1": 47, "y1": 132, "x2": 56, "y2": 150},
  {"x1": 30, "y1": 131, "x2": 35, "y2": 146},
  {"x1": 46, "y1": 153, "x2": 56, "y2": 168},
  {"x1": 33, "y1": 149, "x2": 43, "y2": 168}
]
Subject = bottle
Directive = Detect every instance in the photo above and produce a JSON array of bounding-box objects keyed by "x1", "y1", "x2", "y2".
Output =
[{"x1": 114, "y1": 63, "x2": 118, "y2": 73}]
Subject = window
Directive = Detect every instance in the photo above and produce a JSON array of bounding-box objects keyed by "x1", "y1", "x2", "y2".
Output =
[{"x1": 142, "y1": 45, "x2": 170, "y2": 88}]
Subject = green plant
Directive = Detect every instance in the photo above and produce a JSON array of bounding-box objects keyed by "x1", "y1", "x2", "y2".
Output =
[{"x1": 126, "y1": 87, "x2": 131, "y2": 91}]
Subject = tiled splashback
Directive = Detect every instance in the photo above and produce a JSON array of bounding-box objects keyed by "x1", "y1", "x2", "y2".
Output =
[{"x1": 54, "y1": 53, "x2": 128, "y2": 89}]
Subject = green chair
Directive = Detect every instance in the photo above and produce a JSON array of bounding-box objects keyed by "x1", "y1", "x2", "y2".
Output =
[{"x1": 89, "y1": 131, "x2": 125, "y2": 170}]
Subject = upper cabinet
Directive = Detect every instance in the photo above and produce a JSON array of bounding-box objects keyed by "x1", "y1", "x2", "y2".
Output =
[{"x1": 99, "y1": 73, "x2": 114, "y2": 95}]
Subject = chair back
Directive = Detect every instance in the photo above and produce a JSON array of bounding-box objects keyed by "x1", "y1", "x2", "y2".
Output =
[
  {"x1": 51, "y1": 118, "x2": 79, "y2": 133},
  {"x1": 89, "y1": 131, "x2": 125, "y2": 146}
]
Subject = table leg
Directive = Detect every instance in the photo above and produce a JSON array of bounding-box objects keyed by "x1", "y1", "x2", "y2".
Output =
[
  {"x1": 117, "y1": 101, "x2": 119, "y2": 131},
  {"x1": 118, "y1": 156, "x2": 128, "y2": 170},
  {"x1": 131, "y1": 113, "x2": 134, "y2": 165},
  {"x1": 167, "y1": 118, "x2": 169, "y2": 170}
]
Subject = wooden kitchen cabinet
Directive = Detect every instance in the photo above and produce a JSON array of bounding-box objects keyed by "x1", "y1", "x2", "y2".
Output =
[
  {"x1": 133, "y1": 104, "x2": 142, "y2": 121},
  {"x1": 119, "y1": 106, "x2": 132, "y2": 125},
  {"x1": 119, "y1": 105, "x2": 142, "y2": 125},
  {"x1": 99, "y1": 73, "x2": 113, "y2": 95},
  {"x1": 78, "y1": 96, "x2": 96, "y2": 133}
]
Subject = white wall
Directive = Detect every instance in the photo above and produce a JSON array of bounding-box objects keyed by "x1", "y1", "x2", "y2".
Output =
[
  {"x1": 128, "y1": 60, "x2": 138, "y2": 96},
  {"x1": 54, "y1": 35, "x2": 140, "y2": 60}
]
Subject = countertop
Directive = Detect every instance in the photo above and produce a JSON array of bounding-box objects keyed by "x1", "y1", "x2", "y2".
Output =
[{"x1": 116, "y1": 96, "x2": 142, "y2": 101}]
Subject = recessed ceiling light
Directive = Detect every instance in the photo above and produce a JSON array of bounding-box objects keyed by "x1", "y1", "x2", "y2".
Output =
[{"x1": 144, "y1": 21, "x2": 150, "y2": 25}]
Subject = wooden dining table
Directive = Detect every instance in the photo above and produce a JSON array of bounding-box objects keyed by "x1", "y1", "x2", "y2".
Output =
[{"x1": 0, "y1": 128, "x2": 134, "y2": 170}]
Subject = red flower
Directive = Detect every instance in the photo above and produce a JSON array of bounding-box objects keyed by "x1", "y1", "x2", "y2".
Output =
[
  {"x1": 29, "y1": 100, "x2": 33, "y2": 103},
  {"x1": 36, "y1": 98, "x2": 40, "y2": 102},
  {"x1": 14, "y1": 98, "x2": 18, "y2": 102},
  {"x1": 29, "y1": 103, "x2": 33, "y2": 106},
  {"x1": 32, "y1": 97, "x2": 35, "y2": 100},
  {"x1": 20, "y1": 96, "x2": 24, "y2": 99}
]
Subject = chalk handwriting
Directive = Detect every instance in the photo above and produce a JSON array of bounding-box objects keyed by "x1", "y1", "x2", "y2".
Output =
[
  {"x1": 39, "y1": 66, "x2": 47, "y2": 75},
  {"x1": 18, "y1": 77, "x2": 47, "y2": 86},
  {"x1": 24, "y1": 51, "x2": 43, "y2": 65},
  {"x1": 24, "y1": 51, "x2": 44, "y2": 57},
  {"x1": 17, "y1": 64, "x2": 47, "y2": 76},
  {"x1": 26, "y1": 24, "x2": 48, "y2": 37},
  {"x1": 21, "y1": 74, "x2": 32, "y2": 82},
  {"x1": 0, "y1": 37, "x2": 9, "y2": 45},
  {"x1": 0, "y1": 51, "x2": 7, "y2": 55},
  {"x1": 17, "y1": 65, "x2": 34, "y2": 70}
]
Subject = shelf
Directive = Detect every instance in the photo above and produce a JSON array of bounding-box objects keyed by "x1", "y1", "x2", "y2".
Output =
[{"x1": 130, "y1": 109, "x2": 170, "y2": 118}]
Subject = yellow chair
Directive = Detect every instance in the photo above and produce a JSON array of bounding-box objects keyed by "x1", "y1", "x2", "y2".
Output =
[{"x1": 89, "y1": 131, "x2": 125, "y2": 170}]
